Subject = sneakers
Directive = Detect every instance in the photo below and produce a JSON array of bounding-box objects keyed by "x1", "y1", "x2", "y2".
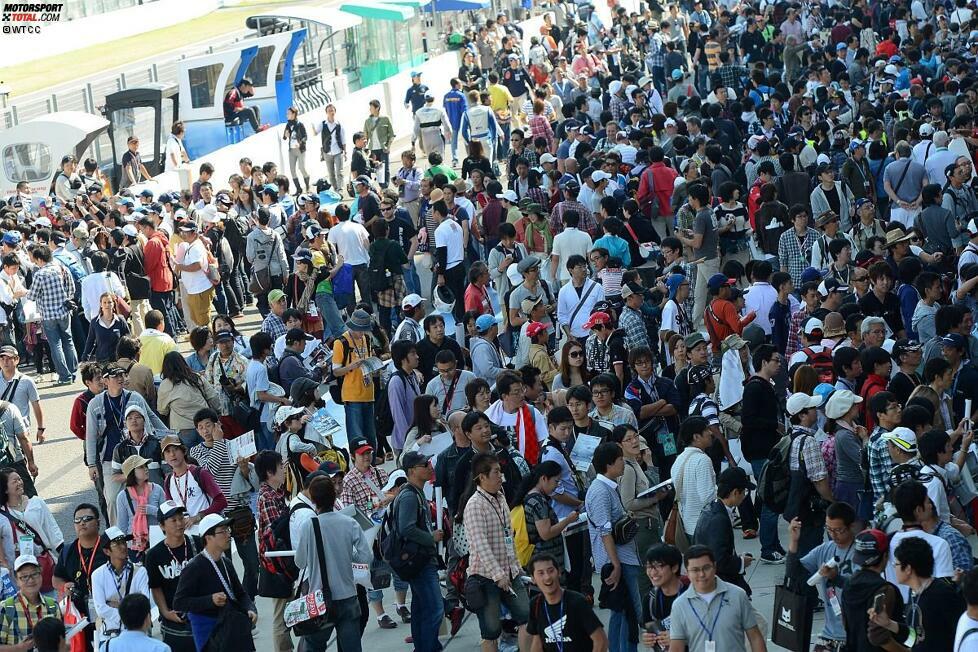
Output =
[
  {"x1": 742, "y1": 529, "x2": 758, "y2": 540},
  {"x1": 378, "y1": 614, "x2": 397, "y2": 629},
  {"x1": 760, "y1": 551, "x2": 786, "y2": 564},
  {"x1": 448, "y1": 606, "x2": 465, "y2": 635},
  {"x1": 397, "y1": 605, "x2": 412, "y2": 624},
  {"x1": 257, "y1": 123, "x2": 272, "y2": 132}
]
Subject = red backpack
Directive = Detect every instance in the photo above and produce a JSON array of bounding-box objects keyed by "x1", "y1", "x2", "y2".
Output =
[{"x1": 802, "y1": 347, "x2": 836, "y2": 385}]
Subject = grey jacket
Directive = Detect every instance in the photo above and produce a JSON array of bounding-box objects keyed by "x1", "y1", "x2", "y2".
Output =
[
  {"x1": 470, "y1": 336, "x2": 506, "y2": 387},
  {"x1": 810, "y1": 182, "x2": 854, "y2": 231},
  {"x1": 245, "y1": 227, "x2": 288, "y2": 276},
  {"x1": 85, "y1": 391, "x2": 167, "y2": 467},
  {"x1": 294, "y1": 511, "x2": 371, "y2": 601}
]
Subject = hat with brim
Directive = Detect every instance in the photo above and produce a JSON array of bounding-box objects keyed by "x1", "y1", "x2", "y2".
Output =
[
  {"x1": 722, "y1": 333, "x2": 748, "y2": 352},
  {"x1": 517, "y1": 255, "x2": 541, "y2": 274},
  {"x1": 382, "y1": 470, "x2": 407, "y2": 492},
  {"x1": 786, "y1": 392, "x2": 824, "y2": 415},
  {"x1": 884, "y1": 228, "x2": 913, "y2": 248},
  {"x1": 104, "y1": 526, "x2": 134, "y2": 544},
  {"x1": 199, "y1": 514, "x2": 233, "y2": 538},
  {"x1": 882, "y1": 427, "x2": 917, "y2": 453},
  {"x1": 852, "y1": 529, "x2": 888, "y2": 565},
  {"x1": 346, "y1": 308, "x2": 373, "y2": 332},
  {"x1": 825, "y1": 389, "x2": 863, "y2": 419},
  {"x1": 121, "y1": 454, "x2": 150, "y2": 479},
  {"x1": 815, "y1": 210, "x2": 839, "y2": 228},
  {"x1": 160, "y1": 434, "x2": 186, "y2": 453},
  {"x1": 684, "y1": 332, "x2": 707, "y2": 349}
]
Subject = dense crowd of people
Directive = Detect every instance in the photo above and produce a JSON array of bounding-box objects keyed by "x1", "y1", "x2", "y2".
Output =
[{"x1": 10, "y1": 0, "x2": 978, "y2": 650}]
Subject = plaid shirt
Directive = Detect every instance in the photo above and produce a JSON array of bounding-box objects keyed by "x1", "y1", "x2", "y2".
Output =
[
  {"x1": 550, "y1": 199, "x2": 597, "y2": 236},
  {"x1": 662, "y1": 258, "x2": 697, "y2": 317},
  {"x1": 463, "y1": 487, "x2": 522, "y2": 582},
  {"x1": 257, "y1": 482, "x2": 288, "y2": 556},
  {"x1": 788, "y1": 426, "x2": 827, "y2": 480},
  {"x1": 646, "y1": 34, "x2": 666, "y2": 69},
  {"x1": 340, "y1": 465, "x2": 389, "y2": 513},
  {"x1": 717, "y1": 64, "x2": 748, "y2": 90},
  {"x1": 935, "y1": 520, "x2": 974, "y2": 571},
  {"x1": 619, "y1": 305, "x2": 650, "y2": 350},
  {"x1": 262, "y1": 312, "x2": 287, "y2": 341},
  {"x1": 0, "y1": 593, "x2": 61, "y2": 645},
  {"x1": 26, "y1": 263, "x2": 73, "y2": 321},
  {"x1": 867, "y1": 428, "x2": 894, "y2": 503},
  {"x1": 778, "y1": 227, "x2": 818, "y2": 288},
  {"x1": 785, "y1": 306, "x2": 812, "y2": 361}
]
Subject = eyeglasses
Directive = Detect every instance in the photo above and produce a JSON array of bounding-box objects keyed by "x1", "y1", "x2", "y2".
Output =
[
  {"x1": 213, "y1": 526, "x2": 232, "y2": 535},
  {"x1": 16, "y1": 572, "x2": 40, "y2": 582},
  {"x1": 687, "y1": 563, "x2": 715, "y2": 575},
  {"x1": 381, "y1": 206, "x2": 394, "y2": 211},
  {"x1": 825, "y1": 526, "x2": 849, "y2": 535},
  {"x1": 74, "y1": 515, "x2": 98, "y2": 524},
  {"x1": 592, "y1": 388, "x2": 612, "y2": 396}
]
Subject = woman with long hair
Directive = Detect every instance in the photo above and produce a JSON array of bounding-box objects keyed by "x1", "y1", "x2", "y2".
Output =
[
  {"x1": 285, "y1": 251, "x2": 326, "y2": 340},
  {"x1": 551, "y1": 340, "x2": 589, "y2": 391},
  {"x1": 157, "y1": 351, "x2": 220, "y2": 448},
  {"x1": 458, "y1": 50, "x2": 483, "y2": 93},
  {"x1": 465, "y1": 378, "x2": 492, "y2": 412},
  {"x1": 792, "y1": 364, "x2": 819, "y2": 395},
  {"x1": 403, "y1": 395, "x2": 450, "y2": 453},
  {"x1": 528, "y1": 99, "x2": 555, "y2": 153},
  {"x1": 83, "y1": 292, "x2": 130, "y2": 363},
  {"x1": 460, "y1": 453, "x2": 531, "y2": 651},
  {"x1": 283, "y1": 105, "x2": 310, "y2": 193},
  {"x1": 114, "y1": 455, "x2": 165, "y2": 562},
  {"x1": 0, "y1": 469, "x2": 62, "y2": 579},
  {"x1": 661, "y1": 333, "x2": 688, "y2": 381},
  {"x1": 232, "y1": 185, "x2": 258, "y2": 221},
  {"x1": 510, "y1": 461, "x2": 579, "y2": 572},
  {"x1": 462, "y1": 140, "x2": 494, "y2": 180},
  {"x1": 608, "y1": 424, "x2": 669, "y2": 599}
]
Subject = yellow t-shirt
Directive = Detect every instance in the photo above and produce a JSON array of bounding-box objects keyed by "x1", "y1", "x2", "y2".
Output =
[
  {"x1": 333, "y1": 332, "x2": 374, "y2": 403},
  {"x1": 488, "y1": 83, "x2": 513, "y2": 113},
  {"x1": 139, "y1": 331, "x2": 177, "y2": 376}
]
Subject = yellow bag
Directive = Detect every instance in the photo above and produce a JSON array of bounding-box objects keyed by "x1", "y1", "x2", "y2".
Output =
[{"x1": 510, "y1": 505, "x2": 535, "y2": 567}]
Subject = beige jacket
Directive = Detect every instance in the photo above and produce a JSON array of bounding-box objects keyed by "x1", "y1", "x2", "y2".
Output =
[{"x1": 157, "y1": 378, "x2": 221, "y2": 431}]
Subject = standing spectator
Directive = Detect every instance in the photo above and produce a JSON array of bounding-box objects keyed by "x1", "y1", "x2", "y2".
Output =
[
  {"x1": 585, "y1": 442, "x2": 642, "y2": 652},
  {"x1": 137, "y1": 217, "x2": 177, "y2": 338},
  {"x1": 254, "y1": 451, "x2": 292, "y2": 652},
  {"x1": 173, "y1": 513, "x2": 257, "y2": 652},
  {"x1": 90, "y1": 526, "x2": 151, "y2": 648},
  {"x1": 137, "y1": 310, "x2": 176, "y2": 377},
  {"x1": 114, "y1": 593, "x2": 170, "y2": 652},
  {"x1": 26, "y1": 245, "x2": 77, "y2": 385},
  {"x1": 52, "y1": 503, "x2": 107, "y2": 651},
  {"x1": 145, "y1": 500, "x2": 198, "y2": 652},
  {"x1": 160, "y1": 435, "x2": 228, "y2": 526},
  {"x1": 693, "y1": 468, "x2": 756, "y2": 595},
  {"x1": 333, "y1": 310, "x2": 379, "y2": 453},
  {"x1": 173, "y1": 223, "x2": 214, "y2": 330},
  {"x1": 557, "y1": 255, "x2": 603, "y2": 341},
  {"x1": 364, "y1": 100, "x2": 396, "y2": 188},
  {"x1": 157, "y1": 351, "x2": 220, "y2": 449},
  {"x1": 247, "y1": 332, "x2": 290, "y2": 452},
  {"x1": 671, "y1": 416, "x2": 717, "y2": 540},
  {"x1": 526, "y1": 554, "x2": 608, "y2": 651},
  {"x1": 388, "y1": 340, "x2": 423, "y2": 458},
  {"x1": 294, "y1": 475, "x2": 372, "y2": 652},
  {"x1": 246, "y1": 209, "x2": 289, "y2": 317},
  {"x1": 678, "y1": 184, "x2": 718, "y2": 329},
  {"x1": 0, "y1": 554, "x2": 61, "y2": 648}
]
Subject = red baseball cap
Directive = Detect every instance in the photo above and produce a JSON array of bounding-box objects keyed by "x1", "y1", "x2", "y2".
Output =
[
  {"x1": 526, "y1": 321, "x2": 548, "y2": 339},
  {"x1": 354, "y1": 444, "x2": 374, "y2": 456},
  {"x1": 583, "y1": 311, "x2": 611, "y2": 329}
]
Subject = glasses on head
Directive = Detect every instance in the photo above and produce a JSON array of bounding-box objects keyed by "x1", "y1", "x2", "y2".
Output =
[
  {"x1": 16, "y1": 572, "x2": 40, "y2": 582},
  {"x1": 74, "y1": 515, "x2": 98, "y2": 524}
]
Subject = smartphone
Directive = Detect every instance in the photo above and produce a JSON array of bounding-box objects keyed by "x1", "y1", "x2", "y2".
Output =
[{"x1": 873, "y1": 593, "x2": 885, "y2": 614}]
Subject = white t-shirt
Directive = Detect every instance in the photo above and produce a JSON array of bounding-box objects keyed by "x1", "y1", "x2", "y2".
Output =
[
  {"x1": 164, "y1": 135, "x2": 186, "y2": 172},
  {"x1": 179, "y1": 238, "x2": 213, "y2": 295},
  {"x1": 167, "y1": 468, "x2": 211, "y2": 517},
  {"x1": 788, "y1": 344, "x2": 828, "y2": 368},
  {"x1": 80, "y1": 272, "x2": 126, "y2": 321},
  {"x1": 327, "y1": 221, "x2": 371, "y2": 266},
  {"x1": 955, "y1": 613, "x2": 978, "y2": 652},
  {"x1": 434, "y1": 219, "x2": 464, "y2": 270},
  {"x1": 551, "y1": 228, "x2": 593, "y2": 282},
  {"x1": 951, "y1": 6, "x2": 973, "y2": 24},
  {"x1": 886, "y1": 529, "x2": 954, "y2": 601}
]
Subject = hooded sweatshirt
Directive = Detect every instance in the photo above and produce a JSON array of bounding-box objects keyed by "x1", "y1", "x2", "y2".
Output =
[
  {"x1": 245, "y1": 226, "x2": 289, "y2": 276},
  {"x1": 912, "y1": 301, "x2": 939, "y2": 343}
]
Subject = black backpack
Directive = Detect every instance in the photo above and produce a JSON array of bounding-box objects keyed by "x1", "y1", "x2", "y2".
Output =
[
  {"x1": 381, "y1": 486, "x2": 431, "y2": 581},
  {"x1": 259, "y1": 501, "x2": 313, "y2": 581},
  {"x1": 757, "y1": 432, "x2": 793, "y2": 514}
]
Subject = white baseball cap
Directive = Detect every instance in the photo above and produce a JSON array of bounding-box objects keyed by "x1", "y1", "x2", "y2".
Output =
[
  {"x1": 13, "y1": 554, "x2": 39, "y2": 572},
  {"x1": 495, "y1": 190, "x2": 518, "y2": 203},
  {"x1": 786, "y1": 392, "x2": 823, "y2": 416},
  {"x1": 591, "y1": 170, "x2": 611, "y2": 183},
  {"x1": 401, "y1": 293, "x2": 424, "y2": 310},
  {"x1": 539, "y1": 153, "x2": 557, "y2": 164}
]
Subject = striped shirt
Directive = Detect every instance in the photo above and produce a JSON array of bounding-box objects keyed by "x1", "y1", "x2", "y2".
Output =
[{"x1": 189, "y1": 439, "x2": 248, "y2": 509}]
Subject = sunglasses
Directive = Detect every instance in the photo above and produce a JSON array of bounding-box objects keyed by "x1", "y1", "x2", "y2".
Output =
[
  {"x1": 569, "y1": 350, "x2": 583, "y2": 358},
  {"x1": 74, "y1": 515, "x2": 98, "y2": 524}
]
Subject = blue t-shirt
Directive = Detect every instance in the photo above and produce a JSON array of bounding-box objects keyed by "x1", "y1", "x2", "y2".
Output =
[
  {"x1": 800, "y1": 540, "x2": 860, "y2": 641},
  {"x1": 246, "y1": 359, "x2": 272, "y2": 424},
  {"x1": 102, "y1": 393, "x2": 127, "y2": 462}
]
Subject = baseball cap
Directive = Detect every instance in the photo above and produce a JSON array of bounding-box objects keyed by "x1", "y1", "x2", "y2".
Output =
[
  {"x1": 717, "y1": 467, "x2": 756, "y2": 493},
  {"x1": 521, "y1": 296, "x2": 542, "y2": 316},
  {"x1": 122, "y1": 224, "x2": 138, "y2": 238},
  {"x1": 496, "y1": 189, "x2": 518, "y2": 203},
  {"x1": 591, "y1": 170, "x2": 611, "y2": 183},
  {"x1": 160, "y1": 434, "x2": 185, "y2": 453},
  {"x1": 825, "y1": 389, "x2": 863, "y2": 419},
  {"x1": 475, "y1": 314, "x2": 497, "y2": 333},
  {"x1": 268, "y1": 289, "x2": 287, "y2": 304},
  {"x1": 13, "y1": 555, "x2": 39, "y2": 572},
  {"x1": 139, "y1": 189, "x2": 154, "y2": 198},
  {"x1": 620, "y1": 282, "x2": 644, "y2": 300},
  {"x1": 882, "y1": 427, "x2": 918, "y2": 453},
  {"x1": 707, "y1": 274, "x2": 737, "y2": 291},
  {"x1": 526, "y1": 321, "x2": 548, "y2": 339},
  {"x1": 382, "y1": 470, "x2": 408, "y2": 492},
  {"x1": 353, "y1": 175, "x2": 371, "y2": 187},
  {"x1": 102, "y1": 364, "x2": 127, "y2": 378},
  {"x1": 687, "y1": 364, "x2": 712, "y2": 384},
  {"x1": 854, "y1": 197, "x2": 874, "y2": 211},
  {"x1": 941, "y1": 333, "x2": 967, "y2": 350},
  {"x1": 354, "y1": 442, "x2": 374, "y2": 456},
  {"x1": 891, "y1": 338, "x2": 922, "y2": 361},
  {"x1": 400, "y1": 451, "x2": 430, "y2": 469},
  {"x1": 836, "y1": 42, "x2": 847, "y2": 50},
  {"x1": 216, "y1": 192, "x2": 233, "y2": 207},
  {"x1": 71, "y1": 226, "x2": 89, "y2": 240},
  {"x1": 401, "y1": 293, "x2": 424, "y2": 310},
  {"x1": 818, "y1": 278, "x2": 849, "y2": 297},
  {"x1": 671, "y1": 68, "x2": 684, "y2": 80},
  {"x1": 786, "y1": 392, "x2": 823, "y2": 416},
  {"x1": 800, "y1": 267, "x2": 824, "y2": 284},
  {"x1": 214, "y1": 330, "x2": 234, "y2": 342},
  {"x1": 583, "y1": 311, "x2": 612, "y2": 329},
  {"x1": 506, "y1": 265, "x2": 523, "y2": 286},
  {"x1": 104, "y1": 526, "x2": 134, "y2": 543},
  {"x1": 0, "y1": 345, "x2": 17, "y2": 358},
  {"x1": 177, "y1": 222, "x2": 198, "y2": 233},
  {"x1": 852, "y1": 529, "x2": 888, "y2": 565},
  {"x1": 157, "y1": 500, "x2": 186, "y2": 522},
  {"x1": 317, "y1": 461, "x2": 344, "y2": 477},
  {"x1": 539, "y1": 153, "x2": 557, "y2": 164},
  {"x1": 1, "y1": 232, "x2": 21, "y2": 246},
  {"x1": 275, "y1": 405, "x2": 306, "y2": 426},
  {"x1": 919, "y1": 123, "x2": 936, "y2": 137},
  {"x1": 684, "y1": 332, "x2": 707, "y2": 349},
  {"x1": 199, "y1": 514, "x2": 233, "y2": 537}
]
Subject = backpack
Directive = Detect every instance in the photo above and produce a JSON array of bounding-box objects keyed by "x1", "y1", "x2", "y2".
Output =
[
  {"x1": 52, "y1": 251, "x2": 88, "y2": 302},
  {"x1": 802, "y1": 347, "x2": 835, "y2": 384},
  {"x1": 510, "y1": 504, "x2": 534, "y2": 567},
  {"x1": 380, "y1": 486, "x2": 431, "y2": 580},
  {"x1": 260, "y1": 501, "x2": 313, "y2": 580},
  {"x1": 757, "y1": 433, "x2": 793, "y2": 514}
]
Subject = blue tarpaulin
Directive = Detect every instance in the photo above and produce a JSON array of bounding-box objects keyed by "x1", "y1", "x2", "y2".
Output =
[{"x1": 433, "y1": 0, "x2": 489, "y2": 11}]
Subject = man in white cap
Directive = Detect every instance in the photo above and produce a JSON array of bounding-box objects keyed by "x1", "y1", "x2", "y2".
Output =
[
  {"x1": 0, "y1": 554, "x2": 61, "y2": 647},
  {"x1": 786, "y1": 390, "x2": 835, "y2": 555},
  {"x1": 173, "y1": 513, "x2": 257, "y2": 650},
  {"x1": 392, "y1": 294, "x2": 425, "y2": 343},
  {"x1": 912, "y1": 122, "x2": 937, "y2": 165},
  {"x1": 413, "y1": 93, "x2": 452, "y2": 159},
  {"x1": 91, "y1": 527, "x2": 151, "y2": 647},
  {"x1": 145, "y1": 501, "x2": 198, "y2": 652}
]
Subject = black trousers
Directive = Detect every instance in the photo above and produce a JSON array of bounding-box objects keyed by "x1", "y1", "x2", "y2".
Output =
[{"x1": 443, "y1": 264, "x2": 466, "y2": 321}]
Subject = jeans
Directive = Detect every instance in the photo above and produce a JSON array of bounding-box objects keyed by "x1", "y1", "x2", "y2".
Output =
[
  {"x1": 449, "y1": 125, "x2": 462, "y2": 163},
  {"x1": 402, "y1": 261, "x2": 421, "y2": 297},
  {"x1": 256, "y1": 275, "x2": 284, "y2": 318},
  {"x1": 344, "y1": 401, "x2": 376, "y2": 450},
  {"x1": 150, "y1": 289, "x2": 180, "y2": 336},
  {"x1": 750, "y1": 458, "x2": 782, "y2": 555},
  {"x1": 408, "y1": 564, "x2": 443, "y2": 652},
  {"x1": 797, "y1": 522, "x2": 825, "y2": 558},
  {"x1": 232, "y1": 531, "x2": 259, "y2": 600},
  {"x1": 608, "y1": 564, "x2": 642, "y2": 652},
  {"x1": 314, "y1": 292, "x2": 348, "y2": 341},
  {"x1": 257, "y1": 423, "x2": 276, "y2": 453},
  {"x1": 366, "y1": 574, "x2": 409, "y2": 603},
  {"x1": 178, "y1": 428, "x2": 203, "y2": 449},
  {"x1": 300, "y1": 595, "x2": 362, "y2": 652},
  {"x1": 232, "y1": 106, "x2": 261, "y2": 132},
  {"x1": 371, "y1": 149, "x2": 391, "y2": 187},
  {"x1": 351, "y1": 264, "x2": 370, "y2": 308},
  {"x1": 41, "y1": 315, "x2": 77, "y2": 382},
  {"x1": 475, "y1": 577, "x2": 530, "y2": 641}
]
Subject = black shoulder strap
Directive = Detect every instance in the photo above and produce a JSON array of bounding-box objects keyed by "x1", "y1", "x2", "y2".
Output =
[
  {"x1": 311, "y1": 517, "x2": 332, "y2": 600},
  {"x1": 959, "y1": 628, "x2": 978, "y2": 652},
  {"x1": 0, "y1": 378, "x2": 20, "y2": 403}
]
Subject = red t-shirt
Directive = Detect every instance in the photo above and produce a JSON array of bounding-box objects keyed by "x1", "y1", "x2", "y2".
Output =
[{"x1": 464, "y1": 283, "x2": 493, "y2": 316}]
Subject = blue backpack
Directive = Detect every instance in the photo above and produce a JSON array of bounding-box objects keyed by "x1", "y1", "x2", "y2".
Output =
[{"x1": 52, "y1": 251, "x2": 88, "y2": 302}]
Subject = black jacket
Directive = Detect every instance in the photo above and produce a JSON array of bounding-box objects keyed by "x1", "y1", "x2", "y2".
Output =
[
  {"x1": 692, "y1": 499, "x2": 750, "y2": 596},
  {"x1": 740, "y1": 376, "x2": 781, "y2": 460}
]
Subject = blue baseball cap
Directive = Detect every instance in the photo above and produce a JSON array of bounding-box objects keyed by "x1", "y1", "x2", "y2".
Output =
[
  {"x1": 1, "y1": 232, "x2": 21, "y2": 246},
  {"x1": 800, "y1": 267, "x2": 824, "y2": 284},
  {"x1": 849, "y1": 139, "x2": 866, "y2": 152},
  {"x1": 118, "y1": 197, "x2": 134, "y2": 207},
  {"x1": 941, "y1": 333, "x2": 966, "y2": 350},
  {"x1": 475, "y1": 314, "x2": 497, "y2": 333},
  {"x1": 854, "y1": 197, "x2": 874, "y2": 210},
  {"x1": 139, "y1": 189, "x2": 154, "y2": 198},
  {"x1": 836, "y1": 42, "x2": 847, "y2": 50},
  {"x1": 707, "y1": 273, "x2": 736, "y2": 291},
  {"x1": 666, "y1": 273, "x2": 689, "y2": 300},
  {"x1": 410, "y1": 70, "x2": 422, "y2": 77},
  {"x1": 671, "y1": 69, "x2": 684, "y2": 80}
]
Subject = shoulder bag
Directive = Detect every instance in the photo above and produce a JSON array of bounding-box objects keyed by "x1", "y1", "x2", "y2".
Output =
[
  {"x1": 587, "y1": 483, "x2": 638, "y2": 545},
  {"x1": 287, "y1": 518, "x2": 334, "y2": 636},
  {"x1": 663, "y1": 453, "x2": 693, "y2": 553},
  {"x1": 566, "y1": 279, "x2": 599, "y2": 337},
  {"x1": 248, "y1": 234, "x2": 282, "y2": 295},
  {"x1": 380, "y1": 486, "x2": 432, "y2": 580}
]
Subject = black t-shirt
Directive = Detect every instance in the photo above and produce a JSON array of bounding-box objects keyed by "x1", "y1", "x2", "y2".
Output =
[
  {"x1": 360, "y1": 192, "x2": 382, "y2": 225},
  {"x1": 387, "y1": 213, "x2": 417, "y2": 252},
  {"x1": 526, "y1": 590, "x2": 603, "y2": 652},
  {"x1": 54, "y1": 536, "x2": 109, "y2": 604},
  {"x1": 145, "y1": 535, "x2": 202, "y2": 609},
  {"x1": 886, "y1": 371, "x2": 920, "y2": 406}
]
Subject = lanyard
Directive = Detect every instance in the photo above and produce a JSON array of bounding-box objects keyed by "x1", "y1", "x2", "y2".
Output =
[
  {"x1": 77, "y1": 541, "x2": 99, "y2": 580},
  {"x1": 689, "y1": 598, "x2": 723, "y2": 641},
  {"x1": 542, "y1": 597, "x2": 565, "y2": 652},
  {"x1": 110, "y1": 563, "x2": 131, "y2": 601},
  {"x1": 18, "y1": 595, "x2": 43, "y2": 630},
  {"x1": 172, "y1": 472, "x2": 190, "y2": 507},
  {"x1": 477, "y1": 490, "x2": 509, "y2": 534},
  {"x1": 204, "y1": 550, "x2": 235, "y2": 598}
]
